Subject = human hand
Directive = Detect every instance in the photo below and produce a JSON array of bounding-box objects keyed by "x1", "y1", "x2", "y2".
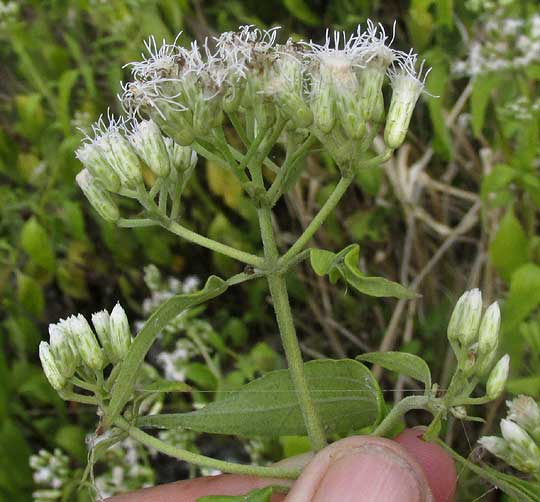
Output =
[{"x1": 108, "y1": 428, "x2": 457, "y2": 502}]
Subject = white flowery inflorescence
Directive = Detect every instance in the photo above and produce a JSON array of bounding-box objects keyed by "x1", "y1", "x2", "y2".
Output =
[
  {"x1": 39, "y1": 304, "x2": 132, "y2": 392},
  {"x1": 480, "y1": 395, "x2": 540, "y2": 480},
  {"x1": 453, "y1": 7, "x2": 540, "y2": 77},
  {"x1": 74, "y1": 23, "x2": 430, "y2": 223}
]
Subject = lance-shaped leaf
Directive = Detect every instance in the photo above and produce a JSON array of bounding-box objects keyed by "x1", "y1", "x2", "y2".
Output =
[
  {"x1": 357, "y1": 352, "x2": 432, "y2": 390},
  {"x1": 310, "y1": 245, "x2": 417, "y2": 299},
  {"x1": 105, "y1": 276, "x2": 228, "y2": 427},
  {"x1": 137, "y1": 359, "x2": 383, "y2": 438}
]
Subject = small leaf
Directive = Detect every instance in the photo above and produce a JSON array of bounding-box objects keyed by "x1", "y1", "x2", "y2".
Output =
[
  {"x1": 105, "y1": 276, "x2": 228, "y2": 427},
  {"x1": 16, "y1": 272, "x2": 45, "y2": 318},
  {"x1": 471, "y1": 75, "x2": 500, "y2": 137},
  {"x1": 357, "y1": 352, "x2": 432, "y2": 389},
  {"x1": 283, "y1": 0, "x2": 319, "y2": 26},
  {"x1": 489, "y1": 208, "x2": 529, "y2": 282},
  {"x1": 310, "y1": 245, "x2": 417, "y2": 299},
  {"x1": 341, "y1": 246, "x2": 417, "y2": 299},
  {"x1": 20, "y1": 217, "x2": 55, "y2": 271},
  {"x1": 309, "y1": 248, "x2": 335, "y2": 276},
  {"x1": 137, "y1": 380, "x2": 192, "y2": 393},
  {"x1": 137, "y1": 359, "x2": 383, "y2": 438}
]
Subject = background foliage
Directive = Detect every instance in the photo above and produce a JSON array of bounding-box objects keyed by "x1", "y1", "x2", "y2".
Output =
[{"x1": 1, "y1": 0, "x2": 539, "y2": 500}]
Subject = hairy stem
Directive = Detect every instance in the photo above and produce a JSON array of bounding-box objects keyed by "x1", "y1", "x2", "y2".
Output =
[
  {"x1": 115, "y1": 416, "x2": 300, "y2": 479},
  {"x1": 372, "y1": 395, "x2": 431, "y2": 437},
  {"x1": 162, "y1": 220, "x2": 265, "y2": 268},
  {"x1": 258, "y1": 207, "x2": 327, "y2": 450}
]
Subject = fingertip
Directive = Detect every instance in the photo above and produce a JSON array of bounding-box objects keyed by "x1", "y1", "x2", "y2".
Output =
[{"x1": 395, "y1": 428, "x2": 457, "y2": 502}]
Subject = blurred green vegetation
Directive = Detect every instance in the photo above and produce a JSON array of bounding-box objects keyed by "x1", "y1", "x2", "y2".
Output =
[{"x1": 1, "y1": 0, "x2": 540, "y2": 500}]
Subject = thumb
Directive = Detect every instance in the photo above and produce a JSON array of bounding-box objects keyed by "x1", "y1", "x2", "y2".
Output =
[{"x1": 285, "y1": 436, "x2": 435, "y2": 502}]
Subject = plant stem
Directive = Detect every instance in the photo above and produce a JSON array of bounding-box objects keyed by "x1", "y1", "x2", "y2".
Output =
[
  {"x1": 267, "y1": 134, "x2": 317, "y2": 205},
  {"x1": 163, "y1": 220, "x2": 265, "y2": 268},
  {"x1": 279, "y1": 175, "x2": 354, "y2": 267},
  {"x1": 114, "y1": 416, "x2": 300, "y2": 479},
  {"x1": 117, "y1": 218, "x2": 157, "y2": 228},
  {"x1": 371, "y1": 395, "x2": 431, "y2": 437},
  {"x1": 258, "y1": 207, "x2": 327, "y2": 451}
]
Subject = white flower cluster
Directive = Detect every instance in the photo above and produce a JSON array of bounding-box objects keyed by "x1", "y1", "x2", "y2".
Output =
[
  {"x1": 75, "y1": 111, "x2": 197, "y2": 222},
  {"x1": 39, "y1": 304, "x2": 132, "y2": 391},
  {"x1": 447, "y1": 289, "x2": 509, "y2": 398},
  {"x1": 74, "y1": 22, "x2": 430, "y2": 221},
  {"x1": 480, "y1": 395, "x2": 540, "y2": 477},
  {"x1": 30, "y1": 449, "x2": 70, "y2": 502},
  {"x1": 30, "y1": 440, "x2": 154, "y2": 502},
  {"x1": 453, "y1": 8, "x2": 540, "y2": 77},
  {"x1": 118, "y1": 23, "x2": 429, "y2": 150}
]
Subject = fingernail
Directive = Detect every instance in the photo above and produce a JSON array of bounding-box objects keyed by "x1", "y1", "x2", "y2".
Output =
[{"x1": 312, "y1": 445, "x2": 429, "y2": 502}]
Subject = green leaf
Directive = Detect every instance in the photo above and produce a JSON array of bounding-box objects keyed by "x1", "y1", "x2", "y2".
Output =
[
  {"x1": 501, "y1": 263, "x2": 540, "y2": 367},
  {"x1": 137, "y1": 380, "x2": 192, "y2": 393},
  {"x1": 357, "y1": 352, "x2": 432, "y2": 389},
  {"x1": 439, "y1": 441, "x2": 540, "y2": 501},
  {"x1": 20, "y1": 216, "x2": 55, "y2": 271},
  {"x1": 341, "y1": 245, "x2": 417, "y2": 299},
  {"x1": 55, "y1": 425, "x2": 87, "y2": 463},
  {"x1": 471, "y1": 75, "x2": 500, "y2": 137},
  {"x1": 105, "y1": 276, "x2": 228, "y2": 427},
  {"x1": 137, "y1": 359, "x2": 383, "y2": 438},
  {"x1": 309, "y1": 248, "x2": 336, "y2": 276},
  {"x1": 283, "y1": 0, "x2": 319, "y2": 26},
  {"x1": 310, "y1": 245, "x2": 417, "y2": 299},
  {"x1": 16, "y1": 272, "x2": 45, "y2": 318},
  {"x1": 197, "y1": 486, "x2": 286, "y2": 502},
  {"x1": 489, "y1": 208, "x2": 529, "y2": 282}
]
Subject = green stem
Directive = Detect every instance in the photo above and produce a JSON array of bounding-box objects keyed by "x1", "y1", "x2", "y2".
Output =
[
  {"x1": 279, "y1": 175, "x2": 354, "y2": 267},
  {"x1": 258, "y1": 207, "x2": 327, "y2": 451},
  {"x1": 372, "y1": 395, "x2": 432, "y2": 437},
  {"x1": 117, "y1": 218, "x2": 157, "y2": 228},
  {"x1": 59, "y1": 390, "x2": 99, "y2": 406},
  {"x1": 163, "y1": 220, "x2": 265, "y2": 268},
  {"x1": 70, "y1": 377, "x2": 98, "y2": 393},
  {"x1": 115, "y1": 416, "x2": 300, "y2": 479},
  {"x1": 267, "y1": 134, "x2": 317, "y2": 205}
]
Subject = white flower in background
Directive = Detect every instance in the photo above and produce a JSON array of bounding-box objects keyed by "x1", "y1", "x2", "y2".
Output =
[
  {"x1": 453, "y1": 8, "x2": 540, "y2": 76},
  {"x1": 480, "y1": 395, "x2": 540, "y2": 477}
]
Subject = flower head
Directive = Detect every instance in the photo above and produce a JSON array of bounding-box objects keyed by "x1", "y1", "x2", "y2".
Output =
[{"x1": 384, "y1": 54, "x2": 431, "y2": 148}]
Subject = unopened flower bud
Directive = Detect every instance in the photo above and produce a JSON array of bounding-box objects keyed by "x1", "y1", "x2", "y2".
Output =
[
  {"x1": 164, "y1": 139, "x2": 197, "y2": 173},
  {"x1": 129, "y1": 120, "x2": 171, "y2": 178},
  {"x1": 68, "y1": 314, "x2": 104, "y2": 371},
  {"x1": 48, "y1": 324, "x2": 77, "y2": 379},
  {"x1": 91, "y1": 310, "x2": 114, "y2": 363},
  {"x1": 98, "y1": 131, "x2": 143, "y2": 188},
  {"x1": 478, "y1": 435, "x2": 508, "y2": 457},
  {"x1": 76, "y1": 169, "x2": 119, "y2": 223},
  {"x1": 39, "y1": 342, "x2": 66, "y2": 391},
  {"x1": 447, "y1": 289, "x2": 483, "y2": 348},
  {"x1": 486, "y1": 354, "x2": 510, "y2": 400},
  {"x1": 75, "y1": 142, "x2": 121, "y2": 192},
  {"x1": 358, "y1": 47, "x2": 393, "y2": 122},
  {"x1": 507, "y1": 395, "x2": 540, "y2": 443},
  {"x1": 476, "y1": 302, "x2": 501, "y2": 376},
  {"x1": 311, "y1": 84, "x2": 335, "y2": 134},
  {"x1": 384, "y1": 60, "x2": 428, "y2": 149},
  {"x1": 110, "y1": 303, "x2": 132, "y2": 361},
  {"x1": 500, "y1": 419, "x2": 540, "y2": 470}
]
